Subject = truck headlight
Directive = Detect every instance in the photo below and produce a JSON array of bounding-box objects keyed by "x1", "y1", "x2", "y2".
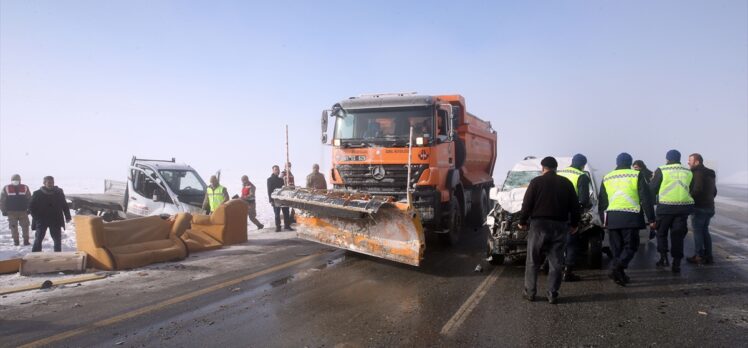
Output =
[
  {"x1": 333, "y1": 139, "x2": 341, "y2": 146},
  {"x1": 416, "y1": 137, "x2": 424, "y2": 146}
]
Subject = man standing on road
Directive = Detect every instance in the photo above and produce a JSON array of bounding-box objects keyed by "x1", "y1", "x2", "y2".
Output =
[
  {"x1": 556, "y1": 154, "x2": 592, "y2": 282},
  {"x1": 202, "y1": 175, "x2": 229, "y2": 214},
  {"x1": 0, "y1": 174, "x2": 32, "y2": 246},
  {"x1": 632, "y1": 160, "x2": 654, "y2": 184},
  {"x1": 599, "y1": 153, "x2": 656, "y2": 285},
  {"x1": 306, "y1": 164, "x2": 327, "y2": 190},
  {"x1": 518, "y1": 156, "x2": 581, "y2": 304},
  {"x1": 268, "y1": 165, "x2": 293, "y2": 232},
  {"x1": 240, "y1": 175, "x2": 264, "y2": 230},
  {"x1": 687, "y1": 153, "x2": 717, "y2": 265},
  {"x1": 29, "y1": 176, "x2": 71, "y2": 252},
  {"x1": 650, "y1": 150, "x2": 695, "y2": 273}
]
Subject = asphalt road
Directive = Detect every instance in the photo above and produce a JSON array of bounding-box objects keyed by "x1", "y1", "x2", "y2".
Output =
[{"x1": 2, "y1": 186, "x2": 747, "y2": 347}]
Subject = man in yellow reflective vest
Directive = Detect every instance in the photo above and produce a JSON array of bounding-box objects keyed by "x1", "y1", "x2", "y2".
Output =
[
  {"x1": 202, "y1": 175, "x2": 229, "y2": 214},
  {"x1": 650, "y1": 150, "x2": 694, "y2": 273},
  {"x1": 557, "y1": 153, "x2": 592, "y2": 282},
  {"x1": 599, "y1": 153, "x2": 656, "y2": 285}
]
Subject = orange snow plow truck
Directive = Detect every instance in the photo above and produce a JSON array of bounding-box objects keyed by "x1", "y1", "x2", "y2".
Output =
[{"x1": 272, "y1": 93, "x2": 497, "y2": 266}]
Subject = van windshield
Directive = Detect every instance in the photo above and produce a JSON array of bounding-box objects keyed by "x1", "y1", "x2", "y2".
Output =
[
  {"x1": 334, "y1": 107, "x2": 434, "y2": 145},
  {"x1": 158, "y1": 170, "x2": 206, "y2": 205},
  {"x1": 502, "y1": 171, "x2": 542, "y2": 191}
]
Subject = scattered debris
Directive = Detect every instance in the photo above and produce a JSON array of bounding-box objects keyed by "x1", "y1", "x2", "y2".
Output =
[
  {"x1": 698, "y1": 311, "x2": 708, "y2": 315},
  {"x1": 40, "y1": 280, "x2": 53, "y2": 289},
  {"x1": 231, "y1": 287, "x2": 241, "y2": 292},
  {"x1": 474, "y1": 264, "x2": 483, "y2": 273},
  {"x1": 73, "y1": 303, "x2": 82, "y2": 308},
  {"x1": 115, "y1": 341, "x2": 125, "y2": 345}
]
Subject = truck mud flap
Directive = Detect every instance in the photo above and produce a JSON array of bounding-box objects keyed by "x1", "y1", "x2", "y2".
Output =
[{"x1": 272, "y1": 188, "x2": 425, "y2": 266}]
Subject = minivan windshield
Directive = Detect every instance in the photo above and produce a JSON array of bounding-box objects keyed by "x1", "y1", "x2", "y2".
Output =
[{"x1": 502, "y1": 170, "x2": 542, "y2": 191}]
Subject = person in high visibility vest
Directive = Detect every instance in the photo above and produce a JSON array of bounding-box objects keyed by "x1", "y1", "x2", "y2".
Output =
[
  {"x1": 202, "y1": 175, "x2": 229, "y2": 214},
  {"x1": 599, "y1": 153, "x2": 656, "y2": 286},
  {"x1": 556, "y1": 154, "x2": 592, "y2": 282},
  {"x1": 650, "y1": 150, "x2": 695, "y2": 273}
]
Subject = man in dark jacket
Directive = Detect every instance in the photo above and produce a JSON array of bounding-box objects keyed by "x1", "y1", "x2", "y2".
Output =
[
  {"x1": 687, "y1": 153, "x2": 717, "y2": 264},
  {"x1": 599, "y1": 153, "x2": 656, "y2": 285},
  {"x1": 518, "y1": 156, "x2": 581, "y2": 304},
  {"x1": 632, "y1": 160, "x2": 654, "y2": 184},
  {"x1": 29, "y1": 176, "x2": 71, "y2": 252},
  {"x1": 650, "y1": 150, "x2": 694, "y2": 273},
  {"x1": 267, "y1": 165, "x2": 293, "y2": 232}
]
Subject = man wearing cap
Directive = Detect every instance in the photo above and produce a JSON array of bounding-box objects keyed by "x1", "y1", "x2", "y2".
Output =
[
  {"x1": 518, "y1": 156, "x2": 581, "y2": 304},
  {"x1": 650, "y1": 150, "x2": 695, "y2": 273},
  {"x1": 599, "y1": 153, "x2": 656, "y2": 285},
  {"x1": 0, "y1": 174, "x2": 32, "y2": 246},
  {"x1": 556, "y1": 154, "x2": 592, "y2": 282}
]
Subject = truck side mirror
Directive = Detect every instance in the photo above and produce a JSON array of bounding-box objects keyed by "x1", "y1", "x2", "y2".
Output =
[
  {"x1": 438, "y1": 104, "x2": 454, "y2": 141},
  {"x1": 321, "y1": 110, "x2": 329, "y2": 144}
]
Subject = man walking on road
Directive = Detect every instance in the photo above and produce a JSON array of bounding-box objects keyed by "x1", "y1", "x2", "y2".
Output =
[
  {"x1": 599, "y1": 153, "x2": 656, "y2": 285},
  {"x1": 556, "y1": 153, "x2": 592, "y2": 282},
  {"x1": 240, "y1": 175, "x2": 264, "y2": 230},
  {"x1": 202, "y1": 175, "x2": 229, "y2": 214},
  {"x1": 518, "y1": 156, "x2": 581, "y2": 304},
  {"x1": 651, "y1": 150, "x2": 695, "y2": 273},
  {"x1": 268, "y1": 165, "x2": 293, "y2": 232},
  {"x1": 1, "y1": 174, "x2": 32, "y2": 246},
  {"x1": 687, "y1": 153, "x2": 717, "y2": 265},
  {"x1": 306, "y1": 164, "x2": 327, "y2": 190},
  {"x1": 29, "y1": 176, "x2": 71, "y2": 252}
]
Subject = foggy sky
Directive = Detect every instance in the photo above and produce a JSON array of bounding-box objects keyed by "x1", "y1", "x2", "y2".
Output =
[{"x1": 1, "y1": 0, "x2": 746, "y2": 191}]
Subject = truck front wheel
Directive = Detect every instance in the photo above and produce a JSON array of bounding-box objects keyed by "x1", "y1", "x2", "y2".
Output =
[
  {"x1": 467, "y1": 188, "x2": 489, "y2": 228},
  {"x1": 439, "y1": 197, "x2": 462, "y2": 245}
]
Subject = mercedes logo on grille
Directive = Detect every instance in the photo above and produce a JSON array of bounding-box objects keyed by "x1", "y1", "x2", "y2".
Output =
[{"x1": 371, "y1": 165, "x2": 385, "y2": 180}]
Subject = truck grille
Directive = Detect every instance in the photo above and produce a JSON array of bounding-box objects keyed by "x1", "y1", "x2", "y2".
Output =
[{"x1": 336, "y1": 164, "x2": 427, "y2": 197}]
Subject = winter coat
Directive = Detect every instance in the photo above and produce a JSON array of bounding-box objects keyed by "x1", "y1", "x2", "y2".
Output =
[
  {"x1": 690, "y1": 164, "x2": 717, "y2": 210},
  {"x1": 29, "y1": 186, "x2": 71, "y2": 229}
]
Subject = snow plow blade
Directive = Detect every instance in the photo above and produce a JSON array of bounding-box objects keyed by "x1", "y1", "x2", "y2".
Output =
[{"x1": 271, "y1": 188, "x2": 425, "y2": 266}]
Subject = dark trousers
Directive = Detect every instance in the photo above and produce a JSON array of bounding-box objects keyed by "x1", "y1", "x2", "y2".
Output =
[
  {"x1": 564, "y1": 232, "x2": 582, "y2": 267},
  {"x1": 656, "y1": 214, "x2": 689, "y2": 259},
  {"x1": 691, "y1": 208, "x2": 714, "y2": 259},
  {"x1": 273, "y1": 206, "x2": 291, "y2": 228},
  {"x1": 32, "y1": 224, "x2": 62, "y2": 252},
  {"x1": 524, "y1": 219, "x2": 567, "y2": 296},
  {"x1": 608, "y1": 228, "x2": 639, "y2": 269}
]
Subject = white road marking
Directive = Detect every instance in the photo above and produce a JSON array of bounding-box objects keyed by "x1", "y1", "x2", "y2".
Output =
[{"x1": 440, "y1": 266, "x2": 504, "y2": 337}]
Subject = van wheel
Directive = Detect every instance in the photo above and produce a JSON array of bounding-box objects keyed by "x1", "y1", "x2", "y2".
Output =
[
  {"x1": 467, "y1": 188, "x2": 489, "y2": 228},
  {"x1": 587, "y1": 232, "x2": 603, "y2": 269},
  {"x1": 486, "y1": 240, "x2": 504, "y2": 265},
  {"x1": 439, "y1": 197, "x2": 462, "y2": 245}
]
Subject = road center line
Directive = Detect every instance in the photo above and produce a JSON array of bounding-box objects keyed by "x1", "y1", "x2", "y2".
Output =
[
  {"x1": 440, "y1": 266, "x2": 504, "y2": 337},
  {"x1": 19, "y1": 251, "x2": 330, "y2": 348}
]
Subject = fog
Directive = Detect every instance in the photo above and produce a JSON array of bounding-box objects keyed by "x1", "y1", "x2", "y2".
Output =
[{"x1": 1, "y1": 1, "x2": 746, "y2": 192}]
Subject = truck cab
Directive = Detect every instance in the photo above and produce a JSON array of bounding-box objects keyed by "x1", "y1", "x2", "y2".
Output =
[{"x1": 124, "y1": 158, "x2": 207, "y2": 218}]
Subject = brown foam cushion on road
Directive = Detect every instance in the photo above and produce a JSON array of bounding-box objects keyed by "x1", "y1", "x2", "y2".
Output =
[
  {"x1": 75, "y1": 213, "x2": 191, "y2": 270},
  {"x1": 190, "y1": 199, "x2": 249, "y2": 245},
  {"x1": 180, "y1": 229, "x2": 223, "y2": 252}
]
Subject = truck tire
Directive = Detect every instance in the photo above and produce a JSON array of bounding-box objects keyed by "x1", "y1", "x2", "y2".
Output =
[
  {"x1": 467, "y1": 188, "x2": 489, "y2": 228},
  {"x1": 439, "y1": 197, "x2": 462, "y2": 246},
  {"x1": 587, "y1": 232, "x2": 603, "y2": 269}
]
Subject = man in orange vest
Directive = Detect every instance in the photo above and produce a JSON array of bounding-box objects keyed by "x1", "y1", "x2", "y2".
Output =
[{"x1": 1, "y1": 174, "x2": 32, "y2": 246}]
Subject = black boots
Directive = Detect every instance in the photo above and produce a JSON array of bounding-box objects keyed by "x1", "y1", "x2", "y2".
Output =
[
  {"x1": 609, "y1": 266, "x2": 628, "y2": 286},
  {"x1": 672, "y1": 258, "x2": 681, "y2": 273},
  {"x1": 656, "y1": 253, "x2": 670, "y2": 267},
  {"x1": 562, "y1": 266, "x2": 581, "y2": 282}
]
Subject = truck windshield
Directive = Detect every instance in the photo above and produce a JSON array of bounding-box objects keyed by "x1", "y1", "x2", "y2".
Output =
[
  {"x1": 502, "y1": 171, "x2": 542, "y2": 191},
  {"x1": 158, "y1": 170, "x2": 206, "y2": 205},
  {"x1": 334, "y1": 107, "x2": 434, "y2": 145}
]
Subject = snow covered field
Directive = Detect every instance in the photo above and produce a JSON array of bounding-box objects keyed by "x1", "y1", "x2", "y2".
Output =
[{"x1": 0, "y1": 179, "x2": 278, "y2": 261}]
